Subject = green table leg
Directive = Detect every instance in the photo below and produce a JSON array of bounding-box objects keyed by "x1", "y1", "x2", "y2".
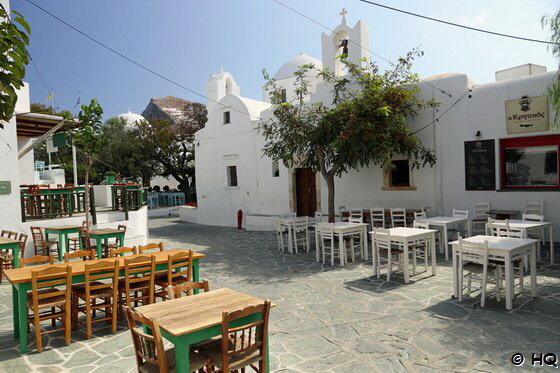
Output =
[
  {"x1": 12, "y1": 285, "x2": 19, "y2": 338},
  {"x1": 58, "y1": 233, "x2": 64, "y2": 261},
  {"x1": 96, "y1": 240, "x2": 103, "y2": 259},
  {"x1": 170, "y1": 336, "x2": 191, "y2": 373},
  {"x1": 16, "y1": 284, "x2": 28, "y2": 353},
  {"x1": 192, "y1": 259, "x2": 200, "y2": 294},
  {"x1": 118, "y1": 233, "x2": 125, "y2": 248},
  {"x1": 11, "y1": 243, "x2": 20, "y2": 268}
]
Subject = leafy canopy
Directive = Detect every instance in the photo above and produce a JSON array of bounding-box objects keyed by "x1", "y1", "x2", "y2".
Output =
[
  {"x1": 0, "y1": 4, "x2": 30, "y2": 122},
  {"x1": 542, "y1": 9, "x2": 560, "y2": 128}
]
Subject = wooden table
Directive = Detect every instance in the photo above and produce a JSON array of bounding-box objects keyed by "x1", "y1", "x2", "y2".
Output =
[
  {"x1": 371, "y1": 227, "x2": 437, "y2": 283},
  {"x1": 487, "y1": 209, "x2": 520, "y2": 220},
  {"x1": 44, "y1": 225, "x2": 82, "y2": 261},
  {"x1": 450, "y1": 235, "x2": 537, "y2": 310},
  {"x1": 486, "y1": 219, "x2": 554, "y2": 264},
  {"x1": 0, "y1": 237, "x2": 21, "y2": 268},
  {"x1": 314, "y1": 222, "x2": 368, "y2": 264},
  {"x1": 135, "y1": 288, "x2": 273, "y2": 373},
  {"x1": 87, "y1": 228, "x2": 126, "y2": 258},
  {"x1": 416, "y1": 216, "x2": 472, "y2": 260},
  {"x1": 5, "y1": 249, "x2": 204, "y2": 353}
]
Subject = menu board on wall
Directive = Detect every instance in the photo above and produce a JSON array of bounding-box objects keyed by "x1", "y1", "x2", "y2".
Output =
[{"x1": 464, "y1": 140, "x2": 496, "y2": 190}]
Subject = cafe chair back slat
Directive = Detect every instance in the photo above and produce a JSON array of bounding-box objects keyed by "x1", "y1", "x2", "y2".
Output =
[
  {"x1": 79, "y1": 228, "x2": 96, "y2": 252},
  {"x1": 137, "y1": 242, "x2": 164, "y2": 255},
  {"x1": 21, "y1": 255, "x2": 54, "y2": 267},
  {"x1": 29, "y1": 264, "x2": 72, "y2": 352},
  {"x1": 155, "y1": 250, "x2": 193, "y2": 300},
  {"x1": 30, "y1": 227, "x2": 58, "y2": 256},
  {"x1": 390, "y1": 207, "x2": 407, "y2": 228},
  {"x1": 109, "y1": 246, "x2": 137, "y2": 257},
  {"x1": 72, "y1": 259, "x2": 119, "y2": 339},
  {"x1": 202, "y1": 300, "x2": 271, "y2": 373},
  {"x1": 1, "y1": 230, "x2": 18, "y2": 239},
  {"x1": 125, "y1": 306, "x2": 210, "y2": 373},
  {"x1": 369, "y1": 207, "x2": 386, "y2": 229},
  {"x1": 118, "y1": 255, "x2": 155, "y2": 317},
  {"x1": 103, "y1": 224, "x2": 127, "y2": 257},
  {"x1": 64, "y1": 249, "x2": 95, "y2": 263},
  {"x1": 166, "y1": 279, "x2": 210, "y2": 299}
]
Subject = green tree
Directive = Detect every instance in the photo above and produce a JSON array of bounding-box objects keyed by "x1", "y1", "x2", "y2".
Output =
[
  {"x1": 0, "y1": 4, "x2": 30, "y2": 123},
  {"x1": 30, "y1": 102, "x2": 68, "y2": 116},
  {"x1": 64, "y1": 99, "x2": 105, "y2": 227},
  {"x1": 543, "y1": 9, "x2": 560, "y2": 128},
  {"x1": 261, "y1": 52, "x2": 437, "y2": 222},
  {"x1": 136, "y1": 101, "x2": 206, "y2": 200}
]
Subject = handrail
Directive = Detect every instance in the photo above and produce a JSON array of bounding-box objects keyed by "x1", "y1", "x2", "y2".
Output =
[
  {"x1": 20, "y1": 186, "x2": 96, "y2": 222},
  {"x1": 111, "y1": 185, "x2": 148, "y2": 220}
]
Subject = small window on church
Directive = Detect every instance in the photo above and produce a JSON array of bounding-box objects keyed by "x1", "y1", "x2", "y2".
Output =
[
  {"x1": 272, "y1": 161, "x2": 280, "y2": 177},
  {"x1": 223, "y1": 111, "x2": 231, "y2": 124},
  {"x1": 227, "y1": 166, "x2": 238, "y2": 187}
]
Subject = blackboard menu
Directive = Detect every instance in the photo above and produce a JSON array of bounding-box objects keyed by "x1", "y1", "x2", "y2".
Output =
[{"x1": 464, "y1": 139, "x2": 496, "y2": 190}]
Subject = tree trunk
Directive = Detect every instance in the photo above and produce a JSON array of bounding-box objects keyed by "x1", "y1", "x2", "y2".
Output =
[
  {"x1": 326, "y1": 174, "x2": 336, "y2": 223},
  {"x1": 84, "y1": 161, "x2": 91, "y2": 228}
]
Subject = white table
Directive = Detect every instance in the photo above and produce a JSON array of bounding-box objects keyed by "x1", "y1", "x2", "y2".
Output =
[
  {"x1": 487, "y1": 219, "x2": 554, "y2": 264},
  {"x1": 416, "y1": 216, "x2": 472, "y2": 260},
  {"x1": 314, "y1": 222, "x2": 368, "y2": 265},
  {"x1": 371, "y1": 227, "x2": 437, "y2": 283},
  {"x1": 450, "y1": 235, "x2": 538, "y2": 310},
  {"x1": 279, "y1": 217, "x2": 311, "y2": 253}
]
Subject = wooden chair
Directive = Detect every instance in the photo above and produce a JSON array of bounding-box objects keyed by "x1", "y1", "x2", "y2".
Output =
[
  {"x1": 72, "y1": 259, "x2": 119, "y2": 339},
  {"x1": 369, "y1": 207, "x2": 386, "y2": 230},
  {"x1": 201, "y1": 300, "x2": 272, "y2": 373},
  {"x1": 273, "y1": 219, "x2": 289, "y2": 252},
  {"x1": 104, "y1": 224, "x2": 127, "y2": 257},
  {"x1": 109, "y1": 246, "x2": 137, "y2": 257},
  {"x1": 79, "y1": 228, "x2": 97, "y2": 252},
  {"x1": 318, "y1": 224, "x2": 338, "y2": 266},
  {"x1": 167, "y1": 279, "x2": 210, "y2": 299},
  {"x1": 0, "y1": 232, "x2": 27, "y2": 284},
  {"x1": 372, "y1": 228, "x2": 404, "y2": 281},
  {"x1": 411, "y1": 220, "x2": 431, "y2": 273},
  {"x1": 523, "y1": 213, "x2": 545, "y2": 260},
  {"x1": 1, "y1": 230, "x2": 17, "y2": 238},
  {"x1": 292, "y1": 216, "x2": 309, "y2": 254},
  {"x1": 349, "y1": 208, "x2": 363, "y2": 223},
  {"x1": 28, "y1": 264, "x2": 72, "y2": 352},
  {"x1": 64, "y1": 249, "x2": 95, "y2": 263},
  {"x1": 118, "y1": 255, "x2": 155, "y2": 317},
  {"x1": 125, "y1": 306, "x2": 209, "y2": 373},
  {"x1": 154, "y1": 250, "x2": 193, "y2": 300},
  {"x1": 447, "y1": 209, "x2": 470, "y2": 242},
  {"x1": 21, "y1": 255, "x2": 54, "y2": 267},
  {"x1": 30, "y1": 227, "x2": 58, "y2": 256},
  {"x1": 68, "y1": 220, "x2": 90, "y2": 252},
  {"x1": 390, "y1": 208, "x2": 406, "y2": 228},
  {"x1": 137, "y1": 242, "x2": 164, "y2": 255},
  {"x1": 472, "y1": 202, "x2": 490, "y2": 234}
]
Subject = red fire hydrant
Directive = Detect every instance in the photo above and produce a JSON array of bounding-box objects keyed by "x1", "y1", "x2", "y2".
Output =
[{"x1": 237, "y1": 209, "x2": 243, "y2": 229}]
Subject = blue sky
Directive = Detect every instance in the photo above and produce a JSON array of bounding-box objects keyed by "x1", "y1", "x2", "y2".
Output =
[{"x1": 12, "y1": 0, "x2": 559, "y2": 120}]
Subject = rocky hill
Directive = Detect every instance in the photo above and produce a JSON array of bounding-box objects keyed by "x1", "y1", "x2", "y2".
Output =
[{"x1": 141, "y1": 96, "x2": 192, "y2": 125}]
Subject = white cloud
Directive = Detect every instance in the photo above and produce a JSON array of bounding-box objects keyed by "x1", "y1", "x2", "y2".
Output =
[{"x1": 456, "y1": 12, "x2": 488, "y2": 26}]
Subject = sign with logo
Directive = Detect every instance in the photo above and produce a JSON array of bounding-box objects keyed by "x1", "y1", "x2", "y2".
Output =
[
  {"x1": 465, "y1": 140, "x2": 495, "y2": 190},
  {"x1": 505, "y1": 95, "x2": 549, "y2": 134},
  {"x1": 0, "y1": 181, "x2": 11, "y2": 195}
]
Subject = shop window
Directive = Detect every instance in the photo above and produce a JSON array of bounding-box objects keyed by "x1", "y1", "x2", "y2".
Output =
[
  {"x1": 223, "y1": 111, "x2": 231, "y2": 124},
  {"x1": 227, "y1": 165, "x2": 238, "y2": 187},
  {"x1": 501, "y1": 135, "x2": 560, "y2": 189},
  {"x1": 382, "y1": 159, "x2": 416, "y2": 190}
]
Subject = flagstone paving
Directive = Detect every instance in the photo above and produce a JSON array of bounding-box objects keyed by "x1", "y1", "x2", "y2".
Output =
[{"x1": 1, "y1": 217, "x2": 559, "y2": 372}]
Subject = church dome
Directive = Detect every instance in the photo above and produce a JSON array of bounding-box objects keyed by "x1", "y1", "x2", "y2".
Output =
[
  {"x1": 117, "y1": 111, "x2": 146, "y2": 126},
  {"x1": 273, "y1": 53, "x2": 323, "y2": 80}
]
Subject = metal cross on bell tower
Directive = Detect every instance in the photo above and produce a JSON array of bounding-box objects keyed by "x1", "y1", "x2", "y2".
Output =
[{"x1": 340, "y1": 8, "x2": 348, "y2": 24}]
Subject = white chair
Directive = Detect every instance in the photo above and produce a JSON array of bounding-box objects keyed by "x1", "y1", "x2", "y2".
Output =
[
  {"x1": 486, "y1": 217, "x2": 507, "y2": 237},
  {"x1": 339, "y1": 206, "x2": 348, "y2": 222},
  {"x1": 524, "y1": 201, "x2": 545, "y2": 245},
  {"x1": 314, "y1": 211, "x2": 323, "y2": 223},
  {"x1": 472, "y1": 202, "x2": 490, "y2": 235},
  {"x1": 457, "y1": 237, "x2": 497, "y2": 307},
  {"x1": 448, "y1": 209, "x2": 470, "y2": 241},
  {"x1": 492, "y1": 220, "x2": 526, "y2": 295},
  {"x1": 412, "y1": 220, "x2": 431, "y2": 273},
  {"x1": 292, "y1": 216, "x2": 309, "y2": 253},
  {"x1": 390, "y1": 207, "x2": 406, "y2": 228},
  {"x1": 349, "y1": 209, "x2": 363, "y2": 223},
  {"x1": 274, "y1": 219, "x2": 289, "y2": 252},
  {"x1": 522, "y1": 213, "x2": 544, "y2": 261},
  {"x1": 372, "y1": 228, "x2": 403, "y2": 281},
  {"x1": 318, "y1": 224, "x2": 338, "y2": 266},
  {"x1": 413, "y1": 210, "x2": 426, "y2": 220},
  {"x1": 369, "y1": 207, "x2": 385, "y2": 230}
]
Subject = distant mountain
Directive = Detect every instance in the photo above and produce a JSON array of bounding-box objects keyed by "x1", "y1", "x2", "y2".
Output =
[{"x1": 141, "y1": 96, "x2": 191, "y2": 125}]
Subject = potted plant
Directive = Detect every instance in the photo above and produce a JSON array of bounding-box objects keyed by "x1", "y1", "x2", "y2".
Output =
[{"x1": 105, "y1": 171, "x2": 116, "y2": 185}]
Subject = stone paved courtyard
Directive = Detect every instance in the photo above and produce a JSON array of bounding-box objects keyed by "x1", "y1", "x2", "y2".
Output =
[{"x1": 1, "y1": 217, "x2": 559, "y2": 372}]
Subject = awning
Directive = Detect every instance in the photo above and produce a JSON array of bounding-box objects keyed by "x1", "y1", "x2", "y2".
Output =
[{"x1": 16, "y1": 112, "x2": 65, "y2": 137}]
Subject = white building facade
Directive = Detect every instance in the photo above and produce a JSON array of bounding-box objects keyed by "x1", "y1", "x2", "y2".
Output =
[{"x1": 186, "y1": 13, "x2": 560, "y2": 239}]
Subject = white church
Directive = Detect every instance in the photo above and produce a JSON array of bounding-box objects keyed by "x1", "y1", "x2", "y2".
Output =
[{"x1": 182, "y1": 11, "x2": 560, "y2": 239}]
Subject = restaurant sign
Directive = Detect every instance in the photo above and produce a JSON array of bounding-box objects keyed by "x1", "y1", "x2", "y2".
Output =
[{"x1": 505, "y1": 95, "x2": 549, "y2": 134}]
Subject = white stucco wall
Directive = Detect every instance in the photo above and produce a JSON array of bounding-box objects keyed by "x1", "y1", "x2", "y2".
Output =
[{"x1": 17, "y1": 137, "x2": 35, "y2": 185}]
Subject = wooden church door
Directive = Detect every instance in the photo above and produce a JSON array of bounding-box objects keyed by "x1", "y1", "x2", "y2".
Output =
[{"x1": 295, "y1": 168, "x2": 317, "y2": 217}]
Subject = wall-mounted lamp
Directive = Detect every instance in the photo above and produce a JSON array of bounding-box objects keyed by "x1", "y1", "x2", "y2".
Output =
[{"x1": 474, "y1": 131, "x2": 482, "y2": 139}]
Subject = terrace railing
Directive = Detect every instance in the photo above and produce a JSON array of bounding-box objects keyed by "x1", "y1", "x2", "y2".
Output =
[{"x1": 111, "y1": 185, "x2": 147, "y2": 220}]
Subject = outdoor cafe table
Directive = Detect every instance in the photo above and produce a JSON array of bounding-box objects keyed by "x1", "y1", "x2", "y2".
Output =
[
  {"x1": 0, "y1": 237, "x2": 21, "y2": 268},
  {"x1": 486, "y1": 219, "x2": 554, "y2": 264},
  {"x1": 487, "y1": 209, "x2": 520, "y2": 220},
  {"x1": 371, "y1": 227, "x2": 438, "y2": 283},
  {"x1": 135, "y1": 288, "x2": 274, "y2": 373},
  {"x1": 44, "y1": 225, "x2": 82, "y2": 261},
  {"x1": 87, "y1": 228, "x2": 126, "y2": 258},
  {"x1": 314, "y1": 222, "x2": 369, "y2": 265},
  {"x1": 279, "y1": 216, "x2": 311, "y2": 253},
  {"x1": 4, "y1": 249, "x2": 205, "y2": 353},
  {"x1": 416, "y1": 216, "x2": 472, "y2": 260},
  {"x1": 450, "y1": 235, "x2": 537, "y2": 310}
]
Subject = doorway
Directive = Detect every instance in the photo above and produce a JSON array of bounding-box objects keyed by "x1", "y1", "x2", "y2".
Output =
[{"x1": 295, "y1": 168, "x2": 317, "y2": 217}]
